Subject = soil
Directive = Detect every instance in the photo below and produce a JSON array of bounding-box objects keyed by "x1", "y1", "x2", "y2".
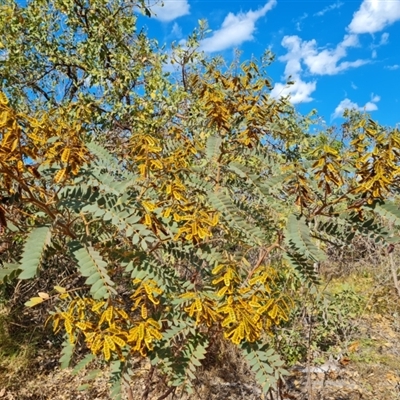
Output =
[{"x1": 1, "y1": 313, "x2": 400, "y2": 400}]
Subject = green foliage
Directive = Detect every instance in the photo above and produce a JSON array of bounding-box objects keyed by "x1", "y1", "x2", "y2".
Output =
[
  {"x1": 18, "y1": 226, "x2": 51, "y2": 280},
  {"x1": 150, "y1": 330, "x2": 209, "y2": 393},
  {"x1": 72, "y1": 354, "x2": 96, "y2": 376},
  {"x1": 109, "y1": 360, "x2": 123, "y2": 400},
  {"x1": 276, "y1": 283, "x2": 365, "y2": 366},
  {"x1": 286, "y1": 214, "x2": 327, "y2": 262},
  {"x1": 0, "y1": 263, "x2": 20, "y2": 284},
  {"x1": 60, "y1": 338, "x2": 75, "y2": 369},
  {"x1": 240, "y1": 341, "x2": 287, "y2": 394},
  {"x1": 208, "y1": 190, "x2": 267, "y2": 245},
  {"x1": 371, "y1": 200, "x2": 400, "y2": 227},
  {"x1": 283, "y1": 250, "x2": 319, "y2": 284},
  {"x1": 69, "y1": 242, "x2": 116, "y2": 299}
]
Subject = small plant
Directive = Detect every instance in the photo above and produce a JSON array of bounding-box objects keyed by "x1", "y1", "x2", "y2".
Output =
[{"x1": 276, "y1": 283, "x2": 364, "y2": 365}]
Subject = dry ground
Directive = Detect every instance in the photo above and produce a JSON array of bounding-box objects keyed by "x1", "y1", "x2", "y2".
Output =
[{"x1": 1, "y1": 311, "x2": 400, "y2": 400}]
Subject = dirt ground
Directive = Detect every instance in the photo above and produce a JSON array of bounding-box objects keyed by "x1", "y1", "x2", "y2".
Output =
[{"x1": 1, "y1": 312, "x2": 400, "y2": 400}]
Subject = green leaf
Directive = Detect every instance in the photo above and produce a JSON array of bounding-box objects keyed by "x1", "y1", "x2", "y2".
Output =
[
  {"x1": 109, "y1": 360, "x2": 123, "y2": 400},
  {"x1": 69, "y1": 242, "x2": 116, "y2": 299},
  {"x1": 286, "y1": 214, "x2": 326, "y2": 262},
  {"x1": 228, "y1": 161, "x2": 290, "y2": 196},
  {"x1": 209, "y1": 191, "x2": 266, "y2": 245},
  {"x1": 206, "y1": 134, "x2": 222, "y2": 160},
  {"x1": 7, "y1": 222, "x2": 18, "y2": 232},
  {"x1": 132, "y1": 234, "x2": 140, "y2": 245},
  {"x1": 86, "y1": 142, "x2": 116, "y2": 165},
  {"x1": 82, "y1": 369, "x2": 102, "y2": 381},
  {"x1": 371, "y1": 201, "x2": 400, "y2": 226},
  {"x1": 72, "y1": 354, "x2": 95, "y2": 375},
  {"x1": 60, "y1": 339, "x2": 75, "y2": 369},
  {"x1": 283, "y1": 250, "x2": 319, "y2": 284},
  {"x1": 240, "y1": 342, "x2": 286, "y2": 394},
  {"x1": 18, "y1": 226, "x2": 51, "y2": 279},
  {"x1": 0, "y1": 263, "x2": 20, "y2": 283}
]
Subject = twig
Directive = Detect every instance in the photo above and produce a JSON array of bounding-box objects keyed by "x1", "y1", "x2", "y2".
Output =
[
  {"x1": 125, "y1": 383, "x2": 134, "y2": 400},
  {"x1": 156, "y1": 386, "x2": 176, "y2": 400},
  {"x1": 389, "y1": 251, "x2": 400, "y2": 297},
  {"x1": 246, "y1": 231, "x2": 284, "y2": 282},
  {"x1": 306, "y1": 304, "x2": 314, "y2": 400}
]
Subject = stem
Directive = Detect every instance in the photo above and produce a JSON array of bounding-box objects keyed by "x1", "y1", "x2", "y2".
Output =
[
  {"x1": 306, "y1": 303, "x2": 314, "y2": 400},
  {"x1": 124, "y1": 380, "x2": 134, "y2": 400},
  {"x1": 156, "y1": 387, "x2": 176, "y2": 400},
  {"x1": 389, "y1": 252, "x2": 400, "y2": 297}
]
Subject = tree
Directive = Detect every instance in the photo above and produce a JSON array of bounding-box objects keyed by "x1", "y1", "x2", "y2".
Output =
[{"x1": 1, "y1": 0, "x2": 400, "y2": 398}]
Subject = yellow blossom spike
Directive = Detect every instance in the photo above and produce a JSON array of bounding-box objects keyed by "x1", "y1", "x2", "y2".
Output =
[{"x1": 103, "y1": 340, "x2": 111, "y2": 361}]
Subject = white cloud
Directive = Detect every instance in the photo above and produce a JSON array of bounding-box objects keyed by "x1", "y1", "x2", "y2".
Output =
[
  {"x1": 278, "y1": 36, "x2": 311, "y2": 76},
  {"x1": 200, "y1": 0, "x2": 277, "y2": 53},
  {"x1": 370, "y1": 32, "x2": 390, "y2": 50},
  {"x1": 271, "y1": 32, "x2": 368, "y2": 105},
  {"x1": 348, "y1": 0, "x2": 400, "y2": 34},
  {"x1": 351, "y1": 81, "x2": 358, "y2": 90},
  {"x1": 271, "y1": 79, "x2": 317, "y2": 104},
  {"x1": 274, "y1": 0, "x2": 398, "y2": 109},
  {"x1": 171, "y1": 22, "x2": 182, "y2": 38},
  {"x1": 294, "y1": 12, "x2": 308, "y2": 32},
  {"x1": 332, "y1": 94, "x2": 380, "y2": 119},
  {"x1": 341, "y1": 34, "x2": 359, "y2": 48},
  {"x1": 277, "y1": 34, "x2": 367, "y2": 77},
  {"x1": 150, "y1": 0, "x2": 190, "y2": 22},
  {"x1": 371, "y1": 94, "x2": 381, "y2": 102},
  {"x1": 363, "y1": 100, "x2": 379, "y2": 111},
  {"x1": 314, "y1": 1, "x2": 344, "y2": 17},
  {"x1": 385, "y1": 64, "x2": 400, "y2": 70},
  {"x1": 270, "y1": 36, "x2": 317, "y2": 103},
  {"x1": 380, "y1": 32, "x2": 389, "y2": 45},
  {"x1": 305, "y1": 35, "x2": 369, "y2": 75}
]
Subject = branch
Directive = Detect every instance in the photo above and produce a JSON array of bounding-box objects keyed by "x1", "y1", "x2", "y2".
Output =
[{"x1": 246, "y1": 231, "x2": 284, "y2": 282}]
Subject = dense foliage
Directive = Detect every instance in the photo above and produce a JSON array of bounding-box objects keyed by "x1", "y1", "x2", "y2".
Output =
[{"x1": 1, "y1": 0, "x2": 400, "y2": 397}]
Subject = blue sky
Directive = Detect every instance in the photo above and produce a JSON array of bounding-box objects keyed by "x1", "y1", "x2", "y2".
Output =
[{"x1": 139, "y1": 0, "x2": 400, "y2": 128}]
